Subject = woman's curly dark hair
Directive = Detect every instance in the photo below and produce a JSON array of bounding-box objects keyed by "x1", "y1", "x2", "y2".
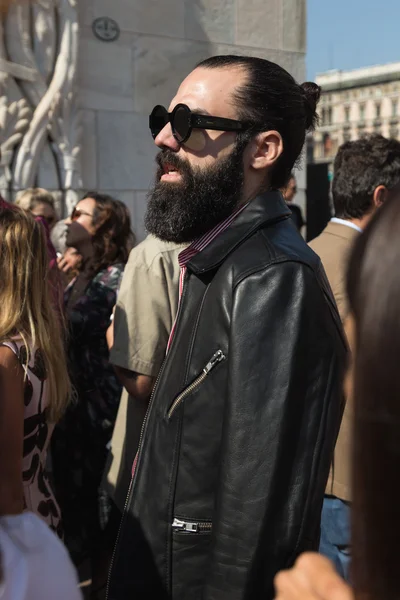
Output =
[{"x1": 81, "y1": 192, "x2": 135, "y2": 273}]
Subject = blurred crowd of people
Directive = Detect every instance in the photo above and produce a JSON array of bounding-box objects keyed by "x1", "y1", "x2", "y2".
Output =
[
  {"x1": 0, "y1": 189, "x2": 135, "y2": 598},
  {"x1": 0, "y1": 53, "x2": 399, "y2": 600}
]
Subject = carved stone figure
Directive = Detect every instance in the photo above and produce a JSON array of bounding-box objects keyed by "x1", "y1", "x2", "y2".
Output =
[{"x1": 0, "y1": 0, "x2": 81, "y2": 214}]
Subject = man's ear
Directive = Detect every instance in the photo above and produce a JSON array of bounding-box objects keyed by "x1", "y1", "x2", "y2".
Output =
[
  {"x1": 372, "y1": 185, "x2": 388, "y2": 208},
  {"x1": 247, "y1": 130, "x2": 283, "y2": 172}
]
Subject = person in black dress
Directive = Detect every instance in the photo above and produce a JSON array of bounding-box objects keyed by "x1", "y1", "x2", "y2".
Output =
[{"x1": 51, "y1": 193, "x2": 135, "y2": 597}]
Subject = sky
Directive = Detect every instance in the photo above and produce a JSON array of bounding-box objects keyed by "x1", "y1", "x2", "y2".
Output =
[{"x1": 307, "y1": 0, "x2": 400, "y2": 80}]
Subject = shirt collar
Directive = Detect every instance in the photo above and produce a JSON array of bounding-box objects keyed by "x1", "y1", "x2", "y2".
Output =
[
  {"x1": 330, "y1": 217, "x2": 363, "y2": 234},
  {"x1": 178, "y1": 202, "x2": 250, "y2": 268},
  {"x1": 184, "y1": 191, "x2": 291, "y2": 275}
]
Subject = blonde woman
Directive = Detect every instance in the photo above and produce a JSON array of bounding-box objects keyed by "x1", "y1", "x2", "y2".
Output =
[
  {"x1": 0, "y1": 200, "x2": 71, "y2": 537},
  {"x1": 15, "y1": 188, "x2": 58, "y2": 230}
]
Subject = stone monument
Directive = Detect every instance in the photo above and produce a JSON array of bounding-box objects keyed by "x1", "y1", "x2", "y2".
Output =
[
  {"x1": 0, "y1": 0, "x2": 81, "y2": 216},
  {"x1": 0, "y1": 0, "x2": 306, "y2": 239}
]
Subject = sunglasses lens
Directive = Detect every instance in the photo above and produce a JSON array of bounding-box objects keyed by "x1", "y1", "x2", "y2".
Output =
[
  {"x1": 149, "y1": 105, "x2": 168, "y2": 139},
  {"x1": 172, "y1": 104, "x2": 191, "y2": 143}
]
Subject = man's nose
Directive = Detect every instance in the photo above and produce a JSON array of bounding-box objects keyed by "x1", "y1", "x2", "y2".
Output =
[{"x1": 155, "y1": 123, "x2": 180, "y2": 152}]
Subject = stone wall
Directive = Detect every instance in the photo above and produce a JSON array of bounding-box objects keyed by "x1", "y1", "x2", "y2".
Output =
[{"x1": 78, "y1": 0, "x2": 306, "y2": 240}]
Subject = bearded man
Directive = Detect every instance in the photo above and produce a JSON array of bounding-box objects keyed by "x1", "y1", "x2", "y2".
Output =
[{"x1": 108, "y1": 55, "x2": 346, "y2": 600}]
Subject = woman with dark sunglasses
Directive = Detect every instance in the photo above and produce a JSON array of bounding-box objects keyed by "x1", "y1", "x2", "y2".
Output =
[{"x1": 51, "y1": 192, "x2": 135, "y2": 599}]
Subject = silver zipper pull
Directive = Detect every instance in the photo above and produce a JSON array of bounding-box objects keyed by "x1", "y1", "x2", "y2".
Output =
[
  {"x1": 203, "y1": 350, "x2": 226, "y2": 374},
  {"x1": 172, "y1": 518, "x2": 199, "y2": 532}
]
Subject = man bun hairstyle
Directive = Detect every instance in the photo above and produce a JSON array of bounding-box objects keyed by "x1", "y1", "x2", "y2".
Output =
[{"x1": 197, "y1": 55, "x2": 321, "y2": 188}]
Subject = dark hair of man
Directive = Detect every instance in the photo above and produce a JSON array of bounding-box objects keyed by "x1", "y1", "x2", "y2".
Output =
[
  {"x1": 347, "y1": 195, "x2": 400, "y2": 600},
  {"x1": 82, "y1": 191, "x2": 135, "y2": 273},
  {"x1": 332, "y1": 135, "x2": 400, "y2": 219},
  {"x1": 197, "y1": 55, "x2": 320, "y2": 189}
]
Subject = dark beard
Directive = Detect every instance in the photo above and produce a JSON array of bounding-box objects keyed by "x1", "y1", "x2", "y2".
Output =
[{"x1": 144, "y1": 142, "x2": 246, "y2": 243}]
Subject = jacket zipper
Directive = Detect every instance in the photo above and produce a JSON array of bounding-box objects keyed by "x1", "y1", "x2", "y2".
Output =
[
  {"x1": 167, "y1": 350, "x2": 226, "y2": 419},
  {"x1": 106, "y1": 278, "x2": 190, "y2": 599},
  {"x1": 172, "y1": 517, "x2": 212, "y2": 533}
]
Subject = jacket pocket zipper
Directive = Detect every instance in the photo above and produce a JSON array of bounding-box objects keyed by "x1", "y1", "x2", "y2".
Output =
[
  {"x1": 167, "y1": 350, "x2": 226, "y2": 419},
  {"x1": 172, "y1": 518, "x2": 212, "y2": 533}
]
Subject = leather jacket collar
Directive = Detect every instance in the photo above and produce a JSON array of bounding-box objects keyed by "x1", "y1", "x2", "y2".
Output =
[{"x1": 188, "y1": 190, "x2": 291, "y2": 275}]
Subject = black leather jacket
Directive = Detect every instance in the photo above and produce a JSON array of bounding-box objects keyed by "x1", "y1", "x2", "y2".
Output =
[{"x1": 108, "y1": 192, "x2": 346, "y2": 600}]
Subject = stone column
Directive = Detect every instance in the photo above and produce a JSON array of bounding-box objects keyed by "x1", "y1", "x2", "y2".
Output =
[{"x1": 78, "y1": 0, "x2": 306, "y2": 240}]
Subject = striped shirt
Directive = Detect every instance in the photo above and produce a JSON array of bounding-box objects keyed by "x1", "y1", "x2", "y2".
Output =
[{"x1": 166, "y1": 201, "x2": 249, "y2": 352}]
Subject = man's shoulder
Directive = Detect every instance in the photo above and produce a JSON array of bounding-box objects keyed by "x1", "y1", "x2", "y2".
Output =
[
  {"x1": 309, "y1": 226, "x2": 333, "y2": 252},
  {"x1": 127, "y1": 235, "x2": 187, "y2": 272},
  {"x1": 310, "y1": 222, "x2": 358, "y2": 250},
  {"x1": 227, "y1": 220, "x2": 321, "y2": 284},
  {"x1": 309, "y1": 223, "x2": 358, "y2": 269}
]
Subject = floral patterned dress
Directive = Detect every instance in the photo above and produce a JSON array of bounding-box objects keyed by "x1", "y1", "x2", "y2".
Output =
[
  {"x1": 1, "y1": 339, "x2": 62, "y2": 537},
  {"x1": 51, "y1": 263, "x2": 124, "y2": 564}
]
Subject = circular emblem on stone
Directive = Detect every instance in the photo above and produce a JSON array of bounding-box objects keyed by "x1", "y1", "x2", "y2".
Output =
[{"x1": 92, "y1": 17, "x2": 120, "y2": 42}]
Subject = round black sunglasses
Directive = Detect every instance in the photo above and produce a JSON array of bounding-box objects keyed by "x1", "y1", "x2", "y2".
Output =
[{"x1": 149, "y1": 103, "x2": 249, "y2": 144}]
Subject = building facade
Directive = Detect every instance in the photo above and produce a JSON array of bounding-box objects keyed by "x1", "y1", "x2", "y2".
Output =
[
  {"x1": 0, "y1": 0, "x2": 306, "y2": 239},
  {"x1": 310, "y1": 62, "x2": 400, "y2": 164}
]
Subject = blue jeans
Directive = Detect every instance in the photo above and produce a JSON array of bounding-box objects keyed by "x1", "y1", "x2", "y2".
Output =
[{"x1": 319, "y1": 495, "x2": 351, "y2": 581}]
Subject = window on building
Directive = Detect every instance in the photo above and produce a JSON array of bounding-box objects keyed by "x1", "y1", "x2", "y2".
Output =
[
  {"x1": 390, "y1": 126, "x2": 398, "y2": 139},
  {"x1": 359, "y1": 104, "x2": 365, "y2": 121},
  {"x1": 328, "y1": 107, "x2": 333, "y2": 125},
  {"x1": 321, "y1": 108, "x2": 326, "y2": 125},
  {"x1": 344, "y1": 106, "x2": 350, "y2": 123},
  {"x1": 375, "y1": 87, "x2": 382, "y2": 98},
  {"x1": 343, "y1": 131, "x2": 351, "y2": 143},
  {"x1": 376, "y1": 103, "x2": 381, "y2": 119},
  {"x1": 392, "y1": 99, "x2": 398, "y2": 117}
]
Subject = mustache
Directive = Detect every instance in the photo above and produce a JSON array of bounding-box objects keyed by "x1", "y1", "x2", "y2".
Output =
[{"x1": 155, "y1": 150, "x2": 191, "y2": 174}]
